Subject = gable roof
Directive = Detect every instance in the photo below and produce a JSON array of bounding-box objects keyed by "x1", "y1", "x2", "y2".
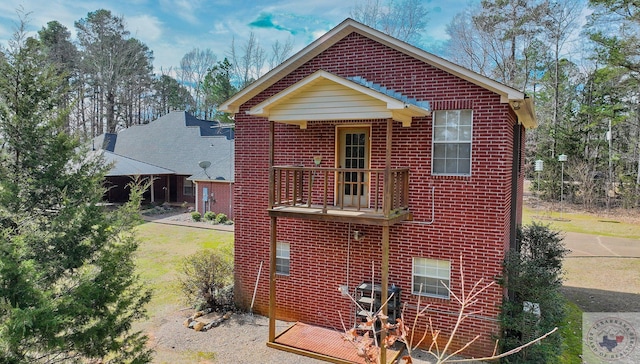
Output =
[
  {"x1": 221, "y1": 18, "x2": 536, "y2": 129},
  {"x1": 94, "y1": 111, "x2": 234, "y2": 180},
  {"x1": 248, "y1": 70, "x2": 431, "y2": 128}
]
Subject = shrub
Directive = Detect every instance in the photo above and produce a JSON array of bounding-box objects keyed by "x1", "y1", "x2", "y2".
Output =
[
  {"x1": 214, "y1": 213, "x2": 228, "y2": 224},
  {"x1": 204, "y1": 211, "x2": 216, "y2": 221},
  {"x1": 179, "y1": 249, "x2": 234, "y2": 311},
  {"x1": 499, "y1": 222, "x2": 568, "y2": 363},
  {"x1": 191, "y1": 211, "x2": 201, "y2": 221}
]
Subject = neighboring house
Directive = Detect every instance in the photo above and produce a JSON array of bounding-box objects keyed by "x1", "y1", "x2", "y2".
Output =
[
  {"x1": 221, "y1": 19, "x2": 536, "y2": 362},
  {"x1": 94, "y1": 111, "x2": 234, "y2": 219}
]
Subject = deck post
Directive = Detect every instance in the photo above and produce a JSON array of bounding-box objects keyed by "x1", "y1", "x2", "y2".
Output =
[
  {"x1": 381, "y1": 225, "x2": 390, "y2": 364},
  {"x1": 381, "y1": 118, "x2": 393, "y2": 363},
  {"x1": 383, "y1": 119, "x2": 393, "y2": 216},
  {"x1": 269, "y1": 216, "x2": 277, "y2": 342}
]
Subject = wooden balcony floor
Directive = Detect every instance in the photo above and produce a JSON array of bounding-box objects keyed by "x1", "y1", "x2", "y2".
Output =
[
  {"x1": 268, "y1": 205, "x2": 412, "y2": 226},
  {"x1": 270, "y1": 322, "x2": 401, "y2": 364}
]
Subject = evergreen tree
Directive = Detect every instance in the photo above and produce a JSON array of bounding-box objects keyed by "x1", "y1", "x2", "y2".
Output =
[
  {"x1": 499, "y1": 223, "x2": 568, "y2": 363},
  {"x1": 202, "y1": 58, "x2": 237, "y2": 123},
  {"x1": 0, "y1": 20, "x2": 152, "y2": 363}
]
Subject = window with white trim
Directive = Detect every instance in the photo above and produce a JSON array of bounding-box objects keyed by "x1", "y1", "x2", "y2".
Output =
[
  {"x1": 432, "y1": 110, "x2": 472, "y2": 175},
  {"x1": 276, "y1": 242, "x2": 290, "y2": 275},
  {"x1": 412, "y1": 258, "x2": 450, "y2": 298}
]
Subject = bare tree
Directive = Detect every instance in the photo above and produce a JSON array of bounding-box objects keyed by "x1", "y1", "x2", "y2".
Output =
[
  {"x1": 469, "y1": 0, "x2": 550, "y2": 91},
  {"x1": 268, "y1": 37, "x2": 294, "y2": 70},
  {"x1": 228, "y1": 32, "x2": 266, "y2": 89},
  {"x1": 351, "y1": 0, "x2": 429, "y2": 45},
  {"x1": 445, "y1": 6, "x2": 491, "y2": 76},
  {"x1": 179, "y1": 48, "x2": 217, "y2": 118}
]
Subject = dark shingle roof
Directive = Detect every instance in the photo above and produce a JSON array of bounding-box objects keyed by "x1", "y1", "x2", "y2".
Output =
[{"x1": 95, "y1": 111, "x2": 234, "y2": 180}]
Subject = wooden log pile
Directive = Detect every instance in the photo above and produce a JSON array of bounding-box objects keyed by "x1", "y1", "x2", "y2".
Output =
[{"x1": 183, "y1": 309, "x2": 233, "y2": 332}]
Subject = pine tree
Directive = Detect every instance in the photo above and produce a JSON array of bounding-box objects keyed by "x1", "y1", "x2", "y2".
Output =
[{"x1": 0, "y1": 18, "x2": 152, "y2": 363}]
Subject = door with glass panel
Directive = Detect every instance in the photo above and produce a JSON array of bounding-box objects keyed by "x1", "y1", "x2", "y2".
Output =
[{"x1": 337, "y1": 127, "x2": 370, "y2": 207}]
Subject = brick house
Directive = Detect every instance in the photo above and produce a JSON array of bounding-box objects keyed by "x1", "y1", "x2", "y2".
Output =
[
  {"x1": 221, "y1": 19, "x2": 536, "y2": 362},
  {"x1": 95, "y1": 111, "x2": 234, "y2": 219}
]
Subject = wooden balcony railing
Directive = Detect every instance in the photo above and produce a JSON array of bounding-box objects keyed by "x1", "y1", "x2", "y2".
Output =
[{"x1": 269, "y1": 166, "x2": 410, "y2": 218}]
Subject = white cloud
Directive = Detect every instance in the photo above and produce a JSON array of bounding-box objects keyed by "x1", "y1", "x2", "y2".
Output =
[
  {"x1": 128, "y1": 14, "x2": 163, "y2": 42},
  {"x1": 160, "y1": 0, "x2": 202, "y2": 25}
]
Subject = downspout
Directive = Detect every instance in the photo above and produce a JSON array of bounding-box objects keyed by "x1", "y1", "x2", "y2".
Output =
[
  {"x1": 268, "y1": 121, "x2": 277, "y2": 343},
  {"x1": 510, "y1": 124, "x2": 522, "y2": 251}
]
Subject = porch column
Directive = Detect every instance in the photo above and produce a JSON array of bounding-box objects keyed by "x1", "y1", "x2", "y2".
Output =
[
  {"x1": 268, "y1": 120, "x2": 277, "y2": 342},
  {"x1": 166, "y1": 175, "x2": 170, "y2": 202},
  {"x1": 150, "y1": 175, "x2": 155, "y2": 203},
  {"x1": 381, "y1": 118, "x2": 393, "y2": 363}
]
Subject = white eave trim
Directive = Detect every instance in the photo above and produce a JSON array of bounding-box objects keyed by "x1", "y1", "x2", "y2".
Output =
[
  {"x1": 510, "y1": 98, "x2": 537, "y2": 129},
  {"x1": 221, "y1": 18, "x2": 536, "y2": 128},
  {"x1": 248, "y1": 70, "x2": 430, "y2": 127}
]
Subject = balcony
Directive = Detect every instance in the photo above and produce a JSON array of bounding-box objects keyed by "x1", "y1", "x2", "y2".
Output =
[{"x1": 268, "y1": 166, "x2": 412, "y2": 226}]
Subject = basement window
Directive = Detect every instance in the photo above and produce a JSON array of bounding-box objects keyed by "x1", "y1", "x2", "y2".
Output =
[
  {"x1": 412, "y1": 257, "x2": 450, "y2": 299},
  {"x1": 276, "y1": 242, "x2": 290, "y2": 276},
  {"x1": 432, "y1": 110, "x2": 472, "y2": 176}
]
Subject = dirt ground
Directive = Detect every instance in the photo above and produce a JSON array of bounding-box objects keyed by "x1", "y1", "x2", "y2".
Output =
[
  {"x1": 141, "y1": 203, "x2": 640, "y2": 363},
  {"x1": 562, "y1": 256, "x2": 640, "y2": 312},
  {"x1": 144, "y1": 308, "x2": 468, "y2": 364},
  {"x1": 529, "y1": 202, "x2": 640, "y2": 313}
]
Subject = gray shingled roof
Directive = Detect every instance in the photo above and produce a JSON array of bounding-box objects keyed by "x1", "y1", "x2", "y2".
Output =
[
  {"x1": 101, "y1": 151, "x2": 174, "y2": 176},
  {"x1": 94, "y1": 111, "x2": 234, "y2": 181}
]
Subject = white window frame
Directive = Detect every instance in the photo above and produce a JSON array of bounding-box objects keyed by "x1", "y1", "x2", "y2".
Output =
[
  {"x1": 276, "y1": 242, "x2": 290, "y2": 276},
  {"x1": 432, "y1": 109, "x2": 473, "y2": 176},
  {"x1": 412, "y1": 257, "x2": 450, "y2": 299}
]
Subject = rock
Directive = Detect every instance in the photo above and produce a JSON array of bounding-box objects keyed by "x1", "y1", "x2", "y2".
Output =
[{"x1": 193, "y1": 321, "x2": 205, "y2": 331}]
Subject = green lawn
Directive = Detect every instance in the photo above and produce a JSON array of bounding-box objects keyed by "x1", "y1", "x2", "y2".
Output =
[
  {"x1": 559, "y1": 300, "x2": 583, "y2": 364},
  {"x1": 134, "y1": 222, "x2": 233, "y2": 325},
  {"x1": 523, "y1": 206, "x2": 639, "y2": 364},
  {"x1": 523, "y1": 205, "x2": 640, "y2": 239}
]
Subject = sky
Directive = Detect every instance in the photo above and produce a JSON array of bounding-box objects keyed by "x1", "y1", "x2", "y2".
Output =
[{"x1": 0, "y1": 0, "x2": 476, "y2": 73}]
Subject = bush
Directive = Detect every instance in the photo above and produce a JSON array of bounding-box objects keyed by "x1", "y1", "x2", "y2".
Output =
[
  {"x1": 214, "y1": 213, "x2": 228, "y2": 224},
  {"x1": 499, "y1": 222, "x2": 569, "y2": 363},
  {"x1": 204, "y1": 211, "x2": 216, "y2": 221},
  {"x1": 179, "y1": 249, "x2": 234, "y2": 311},
  {"x1": 191, "y1": 211, "x2": 201, "y2": 221}
]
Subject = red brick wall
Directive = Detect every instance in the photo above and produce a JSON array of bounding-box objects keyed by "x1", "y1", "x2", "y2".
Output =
[
  {"x1": 234, "y1": 32, "x2": 523, "y2": 358},
  {"x1": 195, "y1": 181, "x2": 234, "y2": 219}
]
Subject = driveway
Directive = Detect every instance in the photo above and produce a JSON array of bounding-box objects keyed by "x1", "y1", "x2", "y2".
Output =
[
  {"x1": 561, "y1": 232, "x2": 640, "y2": 312},
  {"x1": 563, "y1": 232, "x2": 640, "y2": 258}
]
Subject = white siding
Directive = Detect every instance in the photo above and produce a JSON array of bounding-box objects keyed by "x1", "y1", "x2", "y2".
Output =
[{"x1": 267, "y1": 80, "x2": 392, "y2": 121}]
